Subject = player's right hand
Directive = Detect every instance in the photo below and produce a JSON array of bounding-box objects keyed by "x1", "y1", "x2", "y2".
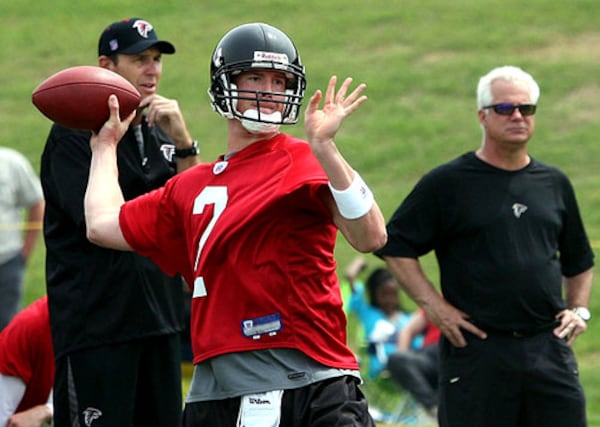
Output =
[{"x1": 91, "y1": 94, "x2": 136, "y2": 150}]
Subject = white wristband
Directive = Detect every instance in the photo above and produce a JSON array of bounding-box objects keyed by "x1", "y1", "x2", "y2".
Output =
[{"x1": 328, "y1": 171, "x2": 375, "y2": 219}]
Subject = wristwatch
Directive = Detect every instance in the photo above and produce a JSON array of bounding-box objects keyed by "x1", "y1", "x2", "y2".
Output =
[
  {"x1": 572, "y1": 307, "x2": 591, "y2": 322},
  {"x1": 174, "y1": 140, "x2": 199, "y2": 158}
]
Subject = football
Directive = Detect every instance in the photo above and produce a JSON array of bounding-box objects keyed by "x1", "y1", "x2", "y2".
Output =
[{"x1": 32, "y1": 65, "x2": 141, "y2": 131}]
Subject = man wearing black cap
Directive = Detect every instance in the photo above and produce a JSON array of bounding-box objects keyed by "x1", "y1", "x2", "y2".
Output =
[{"x1": 40, "y1": 17, "x2": 199, "y2": 426}]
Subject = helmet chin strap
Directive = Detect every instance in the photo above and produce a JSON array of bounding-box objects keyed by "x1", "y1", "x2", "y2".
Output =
[{"x1": 239, "y1": 109, "x2": 282, "y2": 134}]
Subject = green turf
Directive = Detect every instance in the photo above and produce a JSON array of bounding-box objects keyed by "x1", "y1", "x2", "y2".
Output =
[{"x1": 5, "y1": 1, "x2": 600, "y2": 425}]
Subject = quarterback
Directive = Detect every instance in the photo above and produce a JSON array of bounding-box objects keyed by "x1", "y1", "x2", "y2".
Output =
[{"x1": 84, "y1": 23, "x2": 386, "y2": 426}]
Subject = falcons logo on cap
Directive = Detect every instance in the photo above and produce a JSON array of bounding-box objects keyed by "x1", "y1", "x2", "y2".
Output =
[{"x1": 132, "y1": 20, "x2": 153, "y2": 38}]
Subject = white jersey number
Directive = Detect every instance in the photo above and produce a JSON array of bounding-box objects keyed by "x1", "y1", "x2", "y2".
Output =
[{"x1": 192, "y1": 186, "x2": 228, "y2": 297}]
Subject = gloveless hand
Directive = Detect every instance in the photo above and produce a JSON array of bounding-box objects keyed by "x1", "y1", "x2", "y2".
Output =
[{"x1": 304, "y1": 76, "x2": 367, "y2": 146}]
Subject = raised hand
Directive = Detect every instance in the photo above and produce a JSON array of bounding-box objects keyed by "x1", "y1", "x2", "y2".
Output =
[
  {"x1": 141, "y1": 94, "x2": 192, "y2": 146},
  {"x1": 304, "y1": 76, "x2": 367, "y2": 145},
  {"x1": 91, "y1": 95, "x2": 135, "y2": 150}
]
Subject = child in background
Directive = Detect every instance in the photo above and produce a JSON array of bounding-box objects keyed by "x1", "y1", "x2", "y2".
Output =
[
  {"x1": 344, "y1": 257, "x2": 423, "y2": 378},
  {"x1": 388, "y1": 309, "x2": 440, "y2": 420}
]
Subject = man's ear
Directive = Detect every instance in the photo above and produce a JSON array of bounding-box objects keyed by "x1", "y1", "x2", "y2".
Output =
[{"x1": 98, "y1": 55, "x2": 117, "y2": 71}]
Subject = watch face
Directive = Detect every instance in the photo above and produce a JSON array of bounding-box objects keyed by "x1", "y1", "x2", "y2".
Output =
[{"x1": 574, "y1": 307, "x2": 591, "y2": 321}]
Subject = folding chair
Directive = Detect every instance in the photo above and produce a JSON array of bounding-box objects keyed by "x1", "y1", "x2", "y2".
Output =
[{"x1": 359, "y1": 336, "x2": 436, "y2": 426}]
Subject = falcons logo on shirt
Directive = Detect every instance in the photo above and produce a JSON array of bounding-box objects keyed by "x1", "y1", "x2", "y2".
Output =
[
  {"x1": 512, "y1": 203, "x2": 528, "y2": 218},
  {"x1": 133, "y1": 20, "x2": 153, "y2": 38},
  {"x1": 160, "y1": 144, "x2": 176, "y2": 162}
]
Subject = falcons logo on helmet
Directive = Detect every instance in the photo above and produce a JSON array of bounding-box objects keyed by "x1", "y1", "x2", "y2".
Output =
[
  {"x1": 132, "y1": 20, "x2": 153, "y2": 38},
  {"x1": 83, "y1": 407, "x2": 103, "y2": 426}
]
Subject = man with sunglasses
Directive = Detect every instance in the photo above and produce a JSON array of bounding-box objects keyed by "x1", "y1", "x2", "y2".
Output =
[{"x1": 376, "y1": 65, "x2": 593, "y2": 427}]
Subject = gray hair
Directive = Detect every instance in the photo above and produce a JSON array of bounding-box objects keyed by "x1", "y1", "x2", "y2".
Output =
[{"x1": 476, "y1": 65, "x2": 540, "y2": 110}]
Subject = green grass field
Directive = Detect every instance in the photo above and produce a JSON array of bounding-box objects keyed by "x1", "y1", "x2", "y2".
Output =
[{"x1": 4, "y1": 0, "x2": 600, "y2": 425}]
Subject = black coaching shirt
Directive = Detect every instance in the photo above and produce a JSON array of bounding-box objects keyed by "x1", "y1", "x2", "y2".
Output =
[
  {"x1": 376, "y1": 152, "x2": 594, "y2": 332},
  {"x1": 41, "y1": 122, "x2": 184, "y2": 358}
]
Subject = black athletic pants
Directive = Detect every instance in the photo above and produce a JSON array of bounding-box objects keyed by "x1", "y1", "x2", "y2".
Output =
[
  {"x1": 53, "y1": 333, "x2": 182, "y2": 427},
  {"x1": 438, "y1": 331, "x2": 586, "y2": 427}
]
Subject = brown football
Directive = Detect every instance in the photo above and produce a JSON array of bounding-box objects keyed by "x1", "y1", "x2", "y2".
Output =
[{"x1": 32, "y1": 65, "x2": 141, "y2": 131}]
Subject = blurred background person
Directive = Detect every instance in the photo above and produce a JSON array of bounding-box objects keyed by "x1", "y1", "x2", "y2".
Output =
[
  {"x1": 387, "y1": 309, "x2": 440, "y2": 420},
  {"x1": 0, "y1": 296, "x2": 54, "y2": 427},
  {"x1": 344, "y1": 256, "x2": 423, "y2": 379},
  {"x1": 0, "y1": 146, "x2": 44, "y2": 332}
]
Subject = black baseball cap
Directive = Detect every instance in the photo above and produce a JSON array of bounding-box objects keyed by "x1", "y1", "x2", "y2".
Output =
[{"x1": 98, "y1": 18, "x2": 176, "y2": 56}]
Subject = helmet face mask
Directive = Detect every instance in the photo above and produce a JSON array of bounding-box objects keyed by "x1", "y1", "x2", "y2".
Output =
[{"x1": 209, "y1": 23, "x2": 307, "y2": 128}]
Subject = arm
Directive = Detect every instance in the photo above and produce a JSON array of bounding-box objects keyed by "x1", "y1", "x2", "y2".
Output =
[
  {"x1": 84, "y1": 95, "x2": 136, "y2": 250},
  {"x1": 141, "y1": 94, "x2": 200, "y2": 172},
  {"x1": 21, "y1": 200, "x2": 44, "y2": 261},
  {"x1": 565, "y1": 268, "x2": 593, "y2": 308},
  {"x1": 554, "y1": 267, "x2": 593, "y2": 345},
  {"x1": 397, "y1": 310, "x2": 428, "y2": 351},
  {"x1": 0, "y1": 375, "x2": 52, "y2": 427},
  {"x1": 7, "y1": 404, "x2": 52, "y2": 427},
  {"x1": 0, "y1": 374, "x2": 26, "y2": 426},
  {"x1": 344, "y1": 256, "x2": 368, "y2": 293},
  {"x1": 383, "y1": 256, "x2": 486, "y2": 347},
  {"x1": 304, "y1": 76, "x2": 386, "y2": 253}
]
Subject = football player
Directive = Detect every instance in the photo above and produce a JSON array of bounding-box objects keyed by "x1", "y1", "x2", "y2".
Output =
[{"x1": 84, "y1": 22, "x2": 387, "y2": 426}]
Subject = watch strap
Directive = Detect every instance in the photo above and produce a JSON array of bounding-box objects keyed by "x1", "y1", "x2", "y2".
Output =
[
  {"x1": 174, "y1": 140, "x2": 199, "y2": 158},
  {"x1": 571, "y1": 306, "x2": 591, "y2": 321}
]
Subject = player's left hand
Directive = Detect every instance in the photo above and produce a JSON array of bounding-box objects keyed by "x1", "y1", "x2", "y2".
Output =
[
  {"x1": 304, "y1": 76, "x2": 367, "y2": 146},
  {"x1": 555, "y1": 309, "x2": 587, "y2": 345},
  {"x1": 140, "y1": 94, "x2": 192, "y2": 146}
]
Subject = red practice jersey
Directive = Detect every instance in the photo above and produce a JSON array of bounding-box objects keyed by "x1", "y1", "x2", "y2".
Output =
[
  {"x1": 120, "y1": 134, "x2": 358, "y2": 369},
  {"x1": 0, "y1": 296, "x2": 54, "y2": 413}
]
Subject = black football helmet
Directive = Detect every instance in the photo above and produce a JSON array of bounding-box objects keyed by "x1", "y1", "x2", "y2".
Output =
[{"x1": 209, "y1": 23, "x2": 306, "y2": 126}]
